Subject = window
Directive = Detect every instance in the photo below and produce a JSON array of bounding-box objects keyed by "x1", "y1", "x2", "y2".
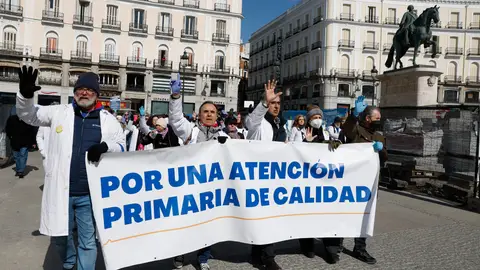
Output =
[
  {"x1": 216, "y1": 20, "x2": 226, "y2": 34},
  {"x1": 76, "y1": 35, "x2": 88, "y2": 56},
  {"x1": 472, "y1": 38, "x2": 480, "y2": 50},
  {"x1": 317, "y1": 7, "x2": 321, "y2": 17},
  {"x1": 158, "y1": 45, "x2": 168, "y2": 65},
  {"x1": 76, "y1": 1, "x2": 91, "y2": 21},
  {"x1": 99, "y1": 74, "x2": 118, "y2": 86},
  {"x1": 3, "y1": 26, "x2": 16, "y2": 48},
  {"x1": 341, "y1": 55, "x2": 350, "y2": 70},
  {"x1": 367, "y1": 31, "x2": 375, "y2": 42},
  {"x1": 184, "y1": 47, "x2": 194, "y2": 66},
  {"x1": 159, "y1": 13, "x2": 171, "y2": 30},
  {"x1": 133, "y1": 9, "x2": 145, "y2": 28},
  {"x1": 151, "y1": 101, "x2": 169, "y2": 115},
  {"x1": 211, "y1": 80, "x2": 226, "y2": 95},
  {"x1": 465, "y1": 91, "x2": 479, "y2": 103},
  {"x1": 106, "y1": 5, "x2": 118, "y2": 24},
  {"x1": 388, "y1": 8, "x2": 396, "y2": 20},
  {"x1": 315, "y1": 55, "x2": 320, "y2": 69},
  {"x1": 184, "y1": 16, "x2": 197, "y2": 35},
  {"x1": 313, "y1": 84, "x2": 321, "y2": 97},
  {"x1": 448, "y1": 62, "x2": 457, "y2": 77},
  {"x1": 451, "y1": 12, "x2": 459, "y2": 22},
  {"x1": 366, "y1": 57, "x2": 374, "y2": 71},
  {"x1": 296, "y1": 40, "x2": 300, "y2": 50},
  {"x1": 46, "y1": 0, "x2": 60, "y2": 11},
  {"x1": 104, "y1": 38, "x2": 116, "y2": 58},
  {"x1": 46, "y1": 32, "x2": 58, "y2": 53},
  {"x1": 342, "y1": 29, "x2": 350, "y2": 41},
  {"x1": 289, "y1": 24, "x2": 292, "y2": 32},
  {"x1": 362, "y1": 85, "x2": 374, "y2": 98},
  {"x1": 215, "y1": 51, "x2": 225, "y2": 69},
  {"x1": 288, "y1": 44, "x2": 291, "y2": 53},
  {"x1": 304, "y1": 36, "x2": 308, "y2": 47},
  {"x1": 444, "y1": 90, "x2": 458, "y2": 102},
  {"x1": 305, "y1": 14, "x2": 309, "y2": 23},
  {"x1": 449, "y1": 37, "x2": 458, "y2": 48},
  {"x1": 470, "y1": 63, "x2": 479, "y2": 78},
  {"x1": 287, "y1": 65, "x2": 291, "y2": 77},
  {"x1": 338, "y1": 84, "x2": 350, "y2": 97},
  {"x1": 368, "y1": 7, "x2": 376, "y2": 21},
  {"x1": 132, "y1": 42, "x2": 143, "y2": 60},
  {"x1": 296, "y1": 19, "x2": 300, "y2": 28},
  {"x1": 316, "y1": 31, "x2": 321, "y2": 42},
  {"x1": 303, "y1": 59, "x2": 307, "y2": 74},
  {"x1": 343, "y1": 4, "x2": 351, "y2": 14},
  {"x1": 295, "y1": 61, "x2": 299, "y2": 74}
]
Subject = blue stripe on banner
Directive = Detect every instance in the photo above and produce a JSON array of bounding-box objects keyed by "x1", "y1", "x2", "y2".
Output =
[{"x1": 119, "y1": 143, "x2": 125, "y2": 152}]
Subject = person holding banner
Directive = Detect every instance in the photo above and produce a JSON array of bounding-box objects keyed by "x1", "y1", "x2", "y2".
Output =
[
  {"x1": 15, "y1": 66, "x2": 126, "y2": 270},
  {"x1": 337, "y1": 95, "x2": 387, "y2": 265},
  {"x1": 168, "y1": 74, "x2": 229, "y2": 269},
  {"x1": 327, "y1": 117, "x2": 343, "y2": 141},
  {"x1": 288, "y1": 114, "x2": 306, "y2": 142}
]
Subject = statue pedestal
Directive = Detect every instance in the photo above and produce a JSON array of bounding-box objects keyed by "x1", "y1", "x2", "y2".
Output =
[{"x1": 378, "y1": 65, "x2": 443, "y2": 107}]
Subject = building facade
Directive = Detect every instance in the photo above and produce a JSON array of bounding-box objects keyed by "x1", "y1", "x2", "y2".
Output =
[
  {"x1": 247, "y1": 0, "x2": 480, "y2": 111},
  {"x1": 237, "y1": 42, "x2": 249, "y2": 111},
  {"x1": 0, "y1": 0, "x2": 243, "y2": 114}
]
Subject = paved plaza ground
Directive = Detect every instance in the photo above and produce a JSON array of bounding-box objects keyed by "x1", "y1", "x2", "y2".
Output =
[{"x1": 1, "y1": 152, "x2": 480, "y2": 270}]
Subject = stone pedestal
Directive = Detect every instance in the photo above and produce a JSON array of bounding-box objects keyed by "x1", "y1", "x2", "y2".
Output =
[{"x1": 378, "y1": 65, "x2": 443, "y2": 107}]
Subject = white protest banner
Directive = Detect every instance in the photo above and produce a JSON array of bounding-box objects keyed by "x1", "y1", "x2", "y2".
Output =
[{"x1": 86, "y1": 140, "x2": 379, "y2": 270}]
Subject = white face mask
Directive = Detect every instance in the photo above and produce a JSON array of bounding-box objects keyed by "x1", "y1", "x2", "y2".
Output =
[{"x1": 310, "y1": 119, "x2": 323, "y2": 129}]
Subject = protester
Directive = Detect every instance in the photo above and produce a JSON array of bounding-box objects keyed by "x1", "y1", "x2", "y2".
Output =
[
  {"x1": 224, "y1": 116, "x2": 245, "y2": 139},
  {"x1": 140, "y1": 117, "x2": 180, "y2": 149},
  {"x1": 337, "y1": 95, "x2": 387, "y2": 265},
  {"x1": 5, "y1": 112, "x2": 37, "y2": 178},
  {"x1": 168, "y1": 73, "x2": 228, "y2": 270},
  {"x1": 288, "y1": 114, "x2": 306, "y2": 142},
  {"x1": 15, "y1": 66, "x2": 125, "y2": 270},
  {"x1": 327, "y1": 116, "x2": 342, "y2": 140}
]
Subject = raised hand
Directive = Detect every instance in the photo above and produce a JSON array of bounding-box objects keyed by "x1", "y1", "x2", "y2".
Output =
[
  {"x1": 353, "y1": 95, "x2": 368, "y2": 117},
  {"x1": 305, "y1": 127, "x2": 317, "y2": 142},
  {"x1": 18, "y1": 65, "x2": 41, "y2": 99},
  {"x1": 139, "y1": 106, "x2": 145, "y2": 116},
  {"x1": 264, "y1": 80, "x2": 282, "y2": 104},
  {"x1": 170, "y1": 73, "x2": 182, "y2": 95},
  {"x1": 372, "y1": 141, "x2": 383, "y2": 152}
]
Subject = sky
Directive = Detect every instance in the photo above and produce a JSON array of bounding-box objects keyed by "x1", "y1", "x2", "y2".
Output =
[{"x1": 241, "y1": 0, "x2": 301, "y2": 43}]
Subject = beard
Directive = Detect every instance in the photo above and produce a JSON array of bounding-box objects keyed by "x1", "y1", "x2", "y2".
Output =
[{"x1": 75, "y1": 97, "x2": 96, "y2": 109}]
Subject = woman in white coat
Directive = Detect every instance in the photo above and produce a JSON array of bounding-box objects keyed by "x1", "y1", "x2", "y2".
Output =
[
  {"x1": 288, "y1": 114, "x2": 306, "y2": 142},
  {"x1": 16, "y1": 66, "x2": 125, "y2": 270}
]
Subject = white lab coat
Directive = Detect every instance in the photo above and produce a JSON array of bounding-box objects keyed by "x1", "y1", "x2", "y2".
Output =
[
  {"x1": 245, "y1": 103, "x2": 288, "y2": 141},
  {"x1": 16, "y1": 92, "x2": 126, "y2": 237},
  {"x1": 289, "y1": 126, "x2": 305, "y2": 142},
  {"x1": 327, "y1": 125, "x2": 341, "y2": 140},
  {"x1": 168, "y1": 97, "x2": 227, "y2": 144},
  {"x1": 36, "y1": 126, "x2": 50, "y2": 169}
]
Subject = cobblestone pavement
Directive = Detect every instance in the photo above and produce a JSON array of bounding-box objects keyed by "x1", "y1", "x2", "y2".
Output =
[{"x1": 1, "y1": 152, "x2": 479, "y2": 270}]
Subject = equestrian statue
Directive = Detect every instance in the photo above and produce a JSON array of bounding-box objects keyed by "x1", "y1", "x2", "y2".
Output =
[{"x1": 385, "y1": 5, "x2": 440, "y2": 69}]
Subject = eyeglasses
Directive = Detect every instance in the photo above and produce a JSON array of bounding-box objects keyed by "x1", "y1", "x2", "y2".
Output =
[{"x1": 75, "y1": 88, "x2": 96, "y2": 95}]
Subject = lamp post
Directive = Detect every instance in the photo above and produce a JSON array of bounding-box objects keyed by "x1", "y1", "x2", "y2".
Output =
[
  {"x1": 371, "y1": 65, "x2": 378, "y2": 106},
  {"x1": 180, "y1": 51, "x2": 189, "y2": 110}
]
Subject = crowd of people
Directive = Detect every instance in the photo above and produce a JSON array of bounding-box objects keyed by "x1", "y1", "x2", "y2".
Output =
[{"x1": 12, "y1": 65, "x2": 386, "y2": 270}]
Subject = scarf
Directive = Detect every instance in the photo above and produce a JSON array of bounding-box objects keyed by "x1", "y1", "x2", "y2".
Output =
[{"x1": 159, "y1": 126, "x2": 169, "y2": 139}]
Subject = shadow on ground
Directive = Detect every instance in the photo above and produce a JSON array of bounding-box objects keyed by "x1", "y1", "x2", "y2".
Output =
[{"x1": 10, "y1": 165, "x2": 39, "y2": 176}]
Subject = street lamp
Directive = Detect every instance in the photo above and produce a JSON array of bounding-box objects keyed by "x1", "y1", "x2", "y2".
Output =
[
  {"x1": 371, "y1": 65, "x2": 378, "y2": 106},
  {"x1": 180, "y1": 51, "x2": 189, "y2": 109}
]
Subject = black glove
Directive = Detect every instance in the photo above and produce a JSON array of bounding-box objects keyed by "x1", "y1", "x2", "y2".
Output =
[
  {"x1": 87, "y1": 142, "x2": 109, "y2": 162},
  {"x1": 324, "y1": 140, "x2": 342, "y2": 152},
  {"x1": 18, "y1": 65, "x2": 41, "y2": 99}
]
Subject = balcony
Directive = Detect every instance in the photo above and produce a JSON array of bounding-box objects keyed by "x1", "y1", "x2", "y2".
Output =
[
  {"x1": 155, "y1": 26, "x2": 174, "y2": 38},
  {"x1": 212, "y1": 33, "x2": 230, "y2": 43},
  {"x1": 362, "y1": 70, "x2": 372, "y2": 79},
  {"x1": 299, "y1": 46, "x2": 309, "y2": 55},
  {"x1": 447, "y1": 21, "x2": 463, "y2": 29},
  {"x1": 313, "y1": 15, "x2": 323, "y2": 25},
  {"x1": 127, "y1": 57, "x2": 147, "y2": 68},
  {"x1": 425, "y1": 46, "x2": 442, "y2": 54},
  {"x1": 158, "y1": 0, "x2": 175, "y2": 5},
  {"x1": 470, "y1": 22, "x2": 480, "y2": 29},
  {"x1": 431, "y1": 21, "x2": 442, "y2": 28},
  {"x1": 179, "y1": 63, "x2": 198, "y2": 72},
  {"x1": 154, "y1": 59, "x2": 173, "y2": 70},
  {"x1": 445, "y1": 47, "x2": 463, "y2": 55},
  {"x1": 0, "y1": 43, "x2": 24, "y2": 57},
  {"x1": 129, "y1": 23, "x2": 148, "y2": 36},
  {"x1": 365, "y1": 16, "x2": 379, "y2": 24},
  {"x1": 293, "y1": 27, "x2": 300, "y2": 35},
  {"x1": 102, "y1": 19, "x2": 121, "y2": 33},
  {"x1": 338, "y1": 88, "x2": 352, "y2": 97},
  {"x1": 0, "y1": 73, "x2": 19, "y2": 82},
  {"x1": 40, "y1": 47, "x2": 62, "y2": 60},
  {"x1": 444, "y1": 75, "x2": 462, "y2": 84},
  {"x1": 269, "y1": 39, "x2": 276, "y2": 47},
  {"x1": 291, "y1": 49, "x2": 299, "y2": 57},
  {"x1": 284, "y1": 52, "x2": 291, "y2": 60},
  {"x1": 311, "y1": 41, "x2": 321, "y2": 50},
  {"x1": 467, "y1": 48, "x2": 480, "y2": 56},
  {"x1": 467, "y1": 77, "x2": 480, "y2": 85},
  {"x1": 301, "y1": 22, "x2": 309, "y2": 30},
  {"x1": 126, "y1": 84, "x2": 145, "y2": 92},
  {"x1": 363, "y1": 42, "x2": 379, "y2": 50},
  {"x1": 340, "y1": 13, "x2": 354, "y2": 21},
  {"x1": 99, "y1": 84, "x2": 120, "y2": 92},
  {"x1": 99, "y1": 54, "x2": 120, "y2": 66},
  {"x1": 383, "y1": 43, "x2": 392, "y2": 52},
  {"x1": 214, "y1": 3, "x2": 230, "y2": 12},
  {"x1": 338, "y1": 39, "x2": 355, "y2": 49},
  {"x1": 183, "y1": 0, "x2": 199, "y2": 9},
  {"x1": 73, "y1": 15, "x2": 93, "y2": 29},
  {"x1": 38, "y1": 77, "x2": 62, "y2": 86},
  {"x1": 336, "y1": 69, "x2": 355, "y2": 78},
  {"x1": 384, "y1": 17, "x2": 398, "y2": 25},
  {"x1": 0, "y1": 4, "x2": 23, "y2": 18},
  {"x1": 42, "y1": 10, "x2": 64, "y2": 25},
  {"x1": 70, "y1": 51, "x2": 92, "y2": 63},
  {"x1": 285, "y1": 31, "x2": 292, "y2": 39},
  {"x1": 208, "y1": 64, "x2": 231, "y2": 74},
  {"x1": 181, "y1": 29, "x2": 199, "y2": 40}
]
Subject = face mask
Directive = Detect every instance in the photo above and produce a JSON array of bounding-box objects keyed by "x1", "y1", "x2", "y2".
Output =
[
  {"x1": 370, "y1": 120, "x2": 382, "y2": 131},
  {"x1": 310, "y1": 119, "x2": 323, "y2": 129}
]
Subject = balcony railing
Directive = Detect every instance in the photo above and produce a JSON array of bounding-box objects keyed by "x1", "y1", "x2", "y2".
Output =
[
  {"x1": 291, "y1": 49, "x2": 299, "y2": 57},
  {"x1": 269, "y1": 39, "x2": 276, "y2": 47},
  {"x1": 313, "y1": 15, "x2": 322, "y2": 25},
  {"x1": 362, "y1": 70, "x2": 372, "y2": 79},
  {"x1": 339, "y1": 39, "x2": 355, "y2": 48},
  {"x1": 154, "y1": 59, "x2": 173, "y2": 69},
  {"x1": 40, "y1": 47, "x2": 62, "y2": 59},
  {"x1": 38, "y1": 77, "x2": 62, "y2": 86},
  {"x1": 179, "y1": 63, "x2": 198, "y2": 72},
  {"x1": 42, "y1": 10, "x2": 64, "y2": 23},
  {"x1": 467, "y1": 76, "x2": 480, "y2": 85},
  {"x1": 284, "y1": 52, "x2": 291, "y2": 60},
  {"x1": 365, "y1": 16, "x2": 379, "y2": 23},
  {"x1": 126, "y1": 85, "x2": 145, "y2": 92},
  {"x1": 102, "y1": 19, "x2": 121, "y2": 31},
  {"x1": 0, "y1": 42, "x2": 24, "y2": 56},
  {"x1": 181, "y1": 29, "x2": 199, "y2": 39},
  {"x1": 285, "y1": 31, "x2": 292, "y2": 39},
  {"x1": 336, "y1": 69, "x2": 355, "y2": 77},
  {"x1": 383, "y1": 43, "x2": 392, "y2": 51},
  {"x1": 445, "y1": 47, "x2": 463, "y2": 55},
  {"x1": 210, "y1": 91, "x2": 226, "y2": 97},
  {"x1": 301, "y1": 22, "x2": 309, "y2": 30},
  {"x1": 155, "y1": 26, "x2": 174, "y2": 37},
  {"x1": 99, "y1": 84, "x2": 120, "y2": 92},
  {"x1": 431, "y1": 21, "x2": 442, "y2": 28},
  {"x1": 73, "y1": 15, "x2": 93, "y2": 27},
  {"x1": 299, "y1": 46, "x2": 309, "y2": 55},
  {"x1": 70, "y1": 51, "x2": 92, "y2": 62},
  {"x1": 127, "y1": 57, "x2": 147, "y2": 67},
  {"x1": 0, "y1": 73, "x2": 19, "y2": 82},
  {"x1": 311, "y1": 41, "x2": 321, "y2": 50},
  {"x1": 470, "y1": 22, "x2": 480, "y2": 29},
  {"x1": 214, "y1": 3, "x2": 230, "y2": 12},
  {"x1": 363, "y1": 42, "x2": 379, "y2": 50},
  {"x1": 293, "y1": 27, "x2": 300, "y2": 35},
  {"x1": 209, "y1": 64, "x2": 231, "y2": 74},
  {"x1": 444, "y1": 75, "x2": 462, "y2": 83},
  {"x1": 129, "y1": 23, "x2": 148, "y2": 34},
  {"x1": 467, "y1": 48, "x2": 480, "y2": 56},
  {"x1": 158, "y1": 0, "x2": 175, "y2": 5},
  {"x1": 0, "y1": 4, "x2": 23, "y2": 17},
  {"x1": 212, "y1": 33, "x2": 229, "y2": 43},
  {"x1": 99, "y1": 54, "x2": 120, "y2": 65},
  {"x1": 425, "y1": 46, "x2": 442, "y2": 54},
  {"x1": 447, "y1": 21, "x2": 463, "y2": 29},
  {"x1": 340, "y1": 13, "x2": 354, "y2": 21},
  {"x1": 183, "y1": 0, "x2": 200, "y2": 9},
  {"x1": 384, "y1": 17, "x2": 398, "y2": 25}
]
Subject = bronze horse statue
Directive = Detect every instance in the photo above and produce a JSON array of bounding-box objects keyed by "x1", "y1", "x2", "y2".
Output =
[{"x1": 385, "y1": 6, "x2": 440, "y2": 69}]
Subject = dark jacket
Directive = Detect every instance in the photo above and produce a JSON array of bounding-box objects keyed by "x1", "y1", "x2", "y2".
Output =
[
  {"x1": 5, "y1": 115, "x2": 37, "y2": 151},
  {"x1": 141, "y1": 125, "x2": 180, "y2": 149},
  {"x1": 302, "y1": 125, "x2": 327, "y2": 143},
  {"x1": 264, "y1": 111, "x2": 287, "y2": 142},
  {"x1": 342, "y1": 114, "x2": 388, "y2": 165}
]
